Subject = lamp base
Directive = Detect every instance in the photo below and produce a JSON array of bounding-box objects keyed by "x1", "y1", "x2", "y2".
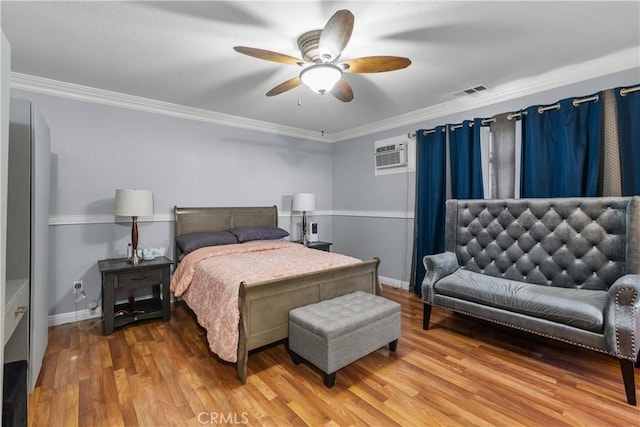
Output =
[
  {"x1": 128, "y1": 249, "x2": 141, "y2": 265},
  {"x1": 302, "y1": 211, "x2": 308, "y2": 246}
]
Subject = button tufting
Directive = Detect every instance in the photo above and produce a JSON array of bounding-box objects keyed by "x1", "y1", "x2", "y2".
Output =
[{"x1": 456, "y1": 199, "x2": 628, "y2": 289}]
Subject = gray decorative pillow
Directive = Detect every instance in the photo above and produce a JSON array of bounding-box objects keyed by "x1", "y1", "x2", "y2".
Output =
[
  {"x1": 228, "y1": 226, "x2": 289, "y2": 243},
  {"x1": 176, "y1": 231, "x2": 238, "y2": 253}
]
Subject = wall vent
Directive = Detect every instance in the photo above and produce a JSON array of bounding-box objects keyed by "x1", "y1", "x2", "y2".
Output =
[
  {"x1": 451, "y1": 84, "x2": 487, "y2": 97},
  {"x1": 375, "y1": 142, "x2": 407, "y2": 170}
]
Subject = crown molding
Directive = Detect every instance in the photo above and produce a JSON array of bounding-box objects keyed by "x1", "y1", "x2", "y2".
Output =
[
  {"x1": 12, "y1": 47, "x2": 637, "y2": 145},
  {"x1": 10, "y1": 72, "x2": 329, "y2": 143},
  {"x1": 330, "y1": 47, "x2": 640, "y2": 142}
]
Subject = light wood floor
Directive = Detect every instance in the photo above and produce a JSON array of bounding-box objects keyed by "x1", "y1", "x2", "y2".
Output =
[{"x1": 29, "y1": 286, "x2": 639, "y2": 426}]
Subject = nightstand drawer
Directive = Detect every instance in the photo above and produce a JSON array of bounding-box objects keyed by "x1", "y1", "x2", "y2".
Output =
[{"x1": 115, "y1": 269, "x2": 163, "y2": 289}]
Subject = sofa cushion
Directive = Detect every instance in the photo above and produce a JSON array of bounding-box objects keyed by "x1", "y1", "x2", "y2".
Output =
[{"x1": 435, "y1": 269, "x2": 607, "y2": 333}]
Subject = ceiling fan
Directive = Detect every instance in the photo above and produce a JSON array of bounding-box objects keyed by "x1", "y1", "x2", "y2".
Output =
[{"x1": 233, "y1": 9, "x2": 411, "y2": 102}]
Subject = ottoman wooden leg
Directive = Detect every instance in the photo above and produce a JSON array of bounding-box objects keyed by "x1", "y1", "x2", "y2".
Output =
[
  {"x1": 389, "y1": 339, "x2": 398, "y2": 352},
  {"x1": 323, "y1": 372, "x2": 336, "y2": 388}
]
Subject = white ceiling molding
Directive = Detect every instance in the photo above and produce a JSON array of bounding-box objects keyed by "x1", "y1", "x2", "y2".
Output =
[
  {"x1": 10, "y1": 72, "x2": 329, "y2": 143},
  {"x1": 11, "y1": 47, "x2": 638, "y2": 145},
  {"x1": 330, "y1": 47, "x2": 640, "y2": 142}
]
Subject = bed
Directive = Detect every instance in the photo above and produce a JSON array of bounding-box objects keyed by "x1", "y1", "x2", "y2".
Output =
[{"x1": 171, "y1": 205, "x2": 381, "y2": 383}]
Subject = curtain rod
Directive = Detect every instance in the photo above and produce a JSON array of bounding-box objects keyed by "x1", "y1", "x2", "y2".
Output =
[
  {"x1": 408, "y1": 128, "x2": 446, "y2": 138},
  {"x1": 449, "y1": 118, "x2": 495, "y2": 131},
  {"x1": 507, "y1": 110, "x2": 527, "y2": 120},
  {"x1": 621, "y1": 85, "x2": 640, "y2": 96},
  {"x1": 409, "y1": 85, "x2": 639, "y2": 137},
  {"x1": 409, "y1": 118, "x2": 495, "y2": 136},
  {"x1": 536, "y1": 94, "x2": 600, "y2": 114},
  {"x1": 509, "y1": 92, "x2": 604, "y2": 119}
]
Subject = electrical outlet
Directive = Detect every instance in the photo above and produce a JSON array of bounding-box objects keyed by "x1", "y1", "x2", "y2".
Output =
[{"x1": 72, "y1": 280, "x2": 83, "y2": 294}]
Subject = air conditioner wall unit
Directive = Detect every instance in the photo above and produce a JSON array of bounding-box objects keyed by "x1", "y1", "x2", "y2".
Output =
[{"x1": 375, "y1": 142, "x2": 407, "y2": 170}]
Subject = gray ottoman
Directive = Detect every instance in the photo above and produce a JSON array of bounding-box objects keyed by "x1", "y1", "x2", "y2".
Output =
[{"x1": 288, "y1": 290, "x2": 401, "y2": 387}]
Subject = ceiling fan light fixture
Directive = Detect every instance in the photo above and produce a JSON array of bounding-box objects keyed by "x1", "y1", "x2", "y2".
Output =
[{"x1": 299, "y1": 63, "x2": 342, "y2": 94}]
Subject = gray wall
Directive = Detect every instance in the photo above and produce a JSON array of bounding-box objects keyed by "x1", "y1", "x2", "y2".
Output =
[
  {"x1": 332, "y1": 68, "x2": 640, "y2": 289},
  {"x1": 11, "y1": 66, "x2": 640, "y2": 320},
  {"x1": 11, "y1": 90, "x2": 334, "y2": 318}
]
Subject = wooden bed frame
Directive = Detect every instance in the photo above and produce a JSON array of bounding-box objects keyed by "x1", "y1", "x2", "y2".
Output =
[{"x1": 173, "y1": 206, "x2": 381, "y2": 383}]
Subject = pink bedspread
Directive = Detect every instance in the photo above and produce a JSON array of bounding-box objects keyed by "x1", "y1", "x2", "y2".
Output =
[{"x1": 170, "y1": 240, "x2": 361, "y2": 362}]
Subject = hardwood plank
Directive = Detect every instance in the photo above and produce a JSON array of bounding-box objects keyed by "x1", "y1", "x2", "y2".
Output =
[{"x1": 28, "y1": 286, "x2": 640, "y2": 426}]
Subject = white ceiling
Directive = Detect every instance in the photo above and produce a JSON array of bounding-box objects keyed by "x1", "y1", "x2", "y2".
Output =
[{"x1": 2, "y1": 1, "x2": 639, "y2": 141}]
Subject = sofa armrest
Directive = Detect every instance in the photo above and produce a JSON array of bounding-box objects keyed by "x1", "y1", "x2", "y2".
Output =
[
  {"x1": 421, "y1": 251, "x2": 459, "y2": 304},
  {"x1": 604, "y1": 274, "x2": 640, "y2": 360}
]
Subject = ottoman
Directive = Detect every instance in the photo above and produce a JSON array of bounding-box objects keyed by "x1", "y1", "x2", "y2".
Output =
[{"x1": 288, "y1": 290, "x2": 401, "y2": 387}]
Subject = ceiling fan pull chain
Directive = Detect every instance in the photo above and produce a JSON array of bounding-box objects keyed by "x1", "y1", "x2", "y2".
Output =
[{"x1": 320, "y1": 97, "x2": 326, "y2": 137}]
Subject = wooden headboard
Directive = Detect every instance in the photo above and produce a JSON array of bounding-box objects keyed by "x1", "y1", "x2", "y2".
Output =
[{"x1": 173, "y1": 205, "x2": 278, "y2": 265}]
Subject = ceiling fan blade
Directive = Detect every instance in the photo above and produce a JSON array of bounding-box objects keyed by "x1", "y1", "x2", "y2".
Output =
[
  {"x1": 342, "y1": 56, "x2": 411, "y2": 73},
  {"x1": 266, "y1": 76, "x2": 302, "y2": 97},
  {"x1": 319, "y1": 10, "x2": 354, "y2": 62},
  {"x1": 330, "y1": 79, "x2": 354, "y2": 102},
  {"x1": 234, "y1": 46, "x2": 303, "y2": 66}
]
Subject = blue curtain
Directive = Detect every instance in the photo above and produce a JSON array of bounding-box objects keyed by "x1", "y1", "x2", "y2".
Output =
[
  {"x1": 616, "y1": 86, "x2": 640, "y2": 195},
  {"x1": 521, "y1": 94, "x2": 601, "y2": 198},
  {"x1": 449, "y1": 118, "x2": 485, "y2": 199},
  {"x1": 412, "y1": 127, "x2": 447, "y2": 295}
]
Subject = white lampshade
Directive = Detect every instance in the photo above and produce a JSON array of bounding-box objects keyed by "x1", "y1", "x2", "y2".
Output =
[
  {"x1": 299, "y1": 64, "x2": 342, "y2": 94},
  {"x1": 114, "y1": 189, "x2": 154, "y2": 217},
  {"x1": 292, "y1": 193, "x2": 315, "y2": 212}
]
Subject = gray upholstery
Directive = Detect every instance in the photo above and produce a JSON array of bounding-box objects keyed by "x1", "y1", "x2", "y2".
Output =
[
  {"x1": 289, "y1": 291, "x2": 401, "y2": 376},
  {"x1": 436, "y1": 269, "x2": 607, "y2": 333},
  {"x1": 449, "y1": 197, "x2": 636, "y2": 289},
  {"x1": 422, "y1": 197, "x2": 640, "y2": 405}
]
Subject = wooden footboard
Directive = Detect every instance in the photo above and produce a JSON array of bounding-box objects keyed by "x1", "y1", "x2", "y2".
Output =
[{"x1": 236, "y1": 257, "x2": 381, "y2": 383}]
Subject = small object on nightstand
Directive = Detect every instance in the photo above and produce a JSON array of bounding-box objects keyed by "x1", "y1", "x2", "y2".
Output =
[
  {"x1": 98, "y1": 256, "x2": 172, "y2": 335},
  {"x1": 292, "y1": 193, "x2": 315, "y2": 245},
  {"x1": 293, "y1": 240, "x2": 332, "y2": 252}
]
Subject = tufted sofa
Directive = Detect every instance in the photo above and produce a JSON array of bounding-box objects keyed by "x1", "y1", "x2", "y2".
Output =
[{"x1": 421, "y1": 197, "x2": 640, "y2": 405}]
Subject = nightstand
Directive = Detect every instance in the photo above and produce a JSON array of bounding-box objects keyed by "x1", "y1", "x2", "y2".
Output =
[
  {"x1": 98, "y1": 256, "x2": 172, "y2": 335},
  {"x1": 294, "y1": 241, "x2": 333, "y2": 252}
]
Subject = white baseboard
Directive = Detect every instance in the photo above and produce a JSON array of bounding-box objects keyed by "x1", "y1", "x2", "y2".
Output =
[
  {"x1": 380, "y1": 275, "x2": 410, "y2": 291},
  {"x1": 50, "y1": 280, "x2": 409, "y2": 327},
  {"x1": 49, "y1": 307, "x2": 102, "y2": 327}
]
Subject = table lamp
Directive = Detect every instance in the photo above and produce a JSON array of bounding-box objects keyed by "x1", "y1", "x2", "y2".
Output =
[
  {"x1": 114, "y1": 189, "x2": 154, "y2": 264},
  {"x1": 292, "y1": 193, "x2": 315, "y2": 245}
]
